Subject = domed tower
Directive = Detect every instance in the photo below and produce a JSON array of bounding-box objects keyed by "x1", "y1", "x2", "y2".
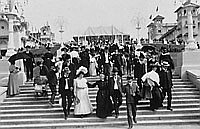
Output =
[
  {"x1": 152, "y1": 15, "x2": 165, "y2": 41},
  {"x1": 175, "y1": 0, "x2": 199, "y2": 50}
]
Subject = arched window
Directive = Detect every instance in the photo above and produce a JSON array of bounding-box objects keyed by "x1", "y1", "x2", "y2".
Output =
[{"x1": 184, "y1": 10, "x2": 187, "y2": 16}]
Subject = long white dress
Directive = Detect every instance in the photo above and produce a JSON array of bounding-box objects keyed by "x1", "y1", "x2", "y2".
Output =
[
  {"x1": 89, "y1": 57, "x2": 98, "y2": 76},
  {"x1": 74, "y1": 78, "x2": 93, "y2": 115},
  {"x1": 7, "y1": 65, "x2": 20, "y2": 96}
]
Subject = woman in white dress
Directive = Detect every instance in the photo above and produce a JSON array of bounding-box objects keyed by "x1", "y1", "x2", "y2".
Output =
[
  {"x1": 74, "y1": 66, "x2": 93, "y2": 117},
  {"x1": 89, "y1": 53, "x2": 98, "y2": 76},
  {"x1": 7, "y1": 61, "x2": 20, "y2": 96}
]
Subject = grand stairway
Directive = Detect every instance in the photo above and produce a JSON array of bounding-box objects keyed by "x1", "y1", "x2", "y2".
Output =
[{"x1": 0, "y1": 76, "x2": 200, "y2": 128}]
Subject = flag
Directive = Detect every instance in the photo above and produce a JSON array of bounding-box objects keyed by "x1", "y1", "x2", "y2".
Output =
[
  {"x1": 156, "y1": 6, "x2": 159, "y2": 12},
  {"x1": 149, "y1": 15, "x2": 152, "y2": 19},
  {"x1": 15, "y1": 5, "x2": 18, "y2": 13}
]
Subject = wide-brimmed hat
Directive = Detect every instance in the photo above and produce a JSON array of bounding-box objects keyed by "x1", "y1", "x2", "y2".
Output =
[
  {"x1": 62, "y1": 54, "x2": 71, "y2": 61},
  {"x1": 112, "y1": 67, "x2": 119, "y2": 73},
  {"x1": 139, "y1": 53, "x2": 145, "y2": 59},
  {"x1": 161, "y1": 61, "x2": 170, "y2": 67},
  {"x1": 127, "y1": 76, "x2": 133, "y2": 80},
  {"x1": 76, "y1": 66, "x2": 88, "y2": 75},
  {"x1": 150, "y1": 62, "x2": 160, "y2": 67}
]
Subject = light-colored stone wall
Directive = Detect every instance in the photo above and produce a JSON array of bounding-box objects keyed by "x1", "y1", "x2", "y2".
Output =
[
  {"x1": 175, "y1": 51, "x2": 200, "y2": 79},
  {"x1": 0, "y1": 19, "x2": 8, "y2": 36},
  {"x1": 187, "y1": 70, "x2": 200, "y2": 91}
]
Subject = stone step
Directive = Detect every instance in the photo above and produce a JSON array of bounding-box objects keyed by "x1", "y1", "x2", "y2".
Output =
[
  {"x1": 1, "y1": 119, "x2": 200, "y2": 129},
  {"x1": 4, "y1": 94, "x2": 200, "y2": 102},
  {"x1": 1, "y1": 106, "x2": 199, "y2": 115},
  {"x1": 0, "y1": 102, "x2": 199, "y2": 110},
  {"x1": 0, "y1": 113, "x2": 200, "y2": 128},
  {"x1": 1, "y1": 109, "x2": 200, "y2": 120},
  {"x1": 17, "y1": 86, "x2": 199, "y2": 95},
  {"x1": 1, "y1": 75, "x2": 200, "y2": 128},
  {"x1": 1, "y1": 97, "x2": 200, "y2": 106},
  {"x1": 6, "y1": 90, "x2": 200, "y2": 99},
  {"x1": 19, "y1": 83, "x2": 196, "y2": 91}
]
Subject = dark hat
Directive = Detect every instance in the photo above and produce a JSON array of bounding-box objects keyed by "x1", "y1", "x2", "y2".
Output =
[
  {"x1": 62, "y1": 54, "x2": 71, "y2": 61},
  {"x1": 139, "y1": 53, "x2": 145, "y2": 59},
  {"x1": 61, "y1": 47, "x2": 68, "y2": 51},
  {"x1": 127, "y1": 76, "x2": 133, "y2": 80},
  {"x1": 160, "y1": 46, "x2": 167, "y2": 51},
  {"x1": 161, "y1": 61, "x2": 170, "y2": 67},
  {"x1": 25, "y1": 45, "x2": 31, "y2": 48},
  {"x1": 105, "y1": 46, "x2": 109, "y2": 50},
  {"x1": 150, "y1": 62, "x2": 160, "y2": 67},
  {"x1": 81, "y1": 46, "x2": 86, "y2": 49},
  {"x1": 112, "y1": 67, "x2": 119, "y2": 72}
]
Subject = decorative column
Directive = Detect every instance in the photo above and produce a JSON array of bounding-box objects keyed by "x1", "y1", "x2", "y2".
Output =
[
  {"x1": 6, "y1": 13, "x2": 17, "y2": 57},
  {"x1": 185, "y1": 5, "x2": 197, "y2": 50}
]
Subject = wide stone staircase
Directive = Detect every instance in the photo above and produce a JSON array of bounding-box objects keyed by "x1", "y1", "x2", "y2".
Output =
[{"x1": 0, "y1": 75, "x2": 200, "y2": 128}]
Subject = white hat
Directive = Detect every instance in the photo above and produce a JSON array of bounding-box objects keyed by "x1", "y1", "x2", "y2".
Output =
[
  {"x1": 76, "y1": 66, "x2": 88, "y2": 75},
  {"x1": 161, "y1": 61, "x2": 170, "y2": 67}
]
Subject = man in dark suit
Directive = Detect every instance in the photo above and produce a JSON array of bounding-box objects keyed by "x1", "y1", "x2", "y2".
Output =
[
  {"x1": 123, "y1": 76, "x2": 138, "y2": 129},
  {"x1": 100, "y1": 46, "x2": 111, "y2": 76},
  {"x1": 59, "y1": 67, "x2": 74, "y2": 120},
  {"x1": 62, "y1": 54, "x2": 76, "y2": 79},
  {"x1": 111, "y1": 49, "x2": 123, "y2": 77},
  {"x1": 159, "y1": 61, "x2": 173, "y2": 111},
  {"x1": 109, "y1": 67, "x2": 123, "y2": 118},
  {"x1": 79, "y1": 46, "x2": 90, "y2": 76},
  {"x1": 159, "y1": 47, "x2": 174, "y2": 78},
  {"x1": 24, "y1": 46, "x2": 35, "y2": 82},
  {"x1": 47, "y1": 64, "x2": 58, "y2": 106}
]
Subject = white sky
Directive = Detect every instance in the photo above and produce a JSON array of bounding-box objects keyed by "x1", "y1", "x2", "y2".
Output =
[{"x1": 20, "y1": 0, "x2": 199, "y2": 41}]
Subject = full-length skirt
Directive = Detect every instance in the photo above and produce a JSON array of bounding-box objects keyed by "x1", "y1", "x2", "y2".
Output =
[
  {"x1": 74, "y1": 87, "x2": 93, "y2": 115},
  {"x1": 7, "y1": 73, "x2": 20, "y2": 96},
  {"x1": 89, "y1": 62, "x2": 97, "y2": 76},
  {"x1": 96, "y1": 90, "x2": 113, "y2": 118},
  {"x1": 150, "y1": 86, "x2": 163, "y2": 109}
]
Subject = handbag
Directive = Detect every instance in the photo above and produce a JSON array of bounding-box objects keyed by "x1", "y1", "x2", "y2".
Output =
[
  {"x1": 74, "y1": 96, "x2": 80, "y2": 105},
  {"x1": 59, "y1": 97, "x2": 62, "y2": 106},
  {"x1": 34, "y1": 84, "x2": 43, "y2": 92}
]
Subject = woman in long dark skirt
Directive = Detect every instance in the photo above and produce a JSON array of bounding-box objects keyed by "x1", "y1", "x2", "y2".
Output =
[{"x1": 94, "y1": 74, "x2": 113, "y2": 118}]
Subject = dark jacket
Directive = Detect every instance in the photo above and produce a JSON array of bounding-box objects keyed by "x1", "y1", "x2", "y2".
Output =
[
  {"x1": 111, "y1": 53, "x2": 123, "y2": 68},
  {"x1": 134, "y1": 59, "x2": 146, "y2": 78},
  {"x1": 24, "y1": 51, "x2": 35, "y2": 67},
  {"x1": 47, "y1": 69, "x2": 57, "y2": 85},
  {"x1": 59, "y1": 77, "x2": 74, "y2": 95},
  {"x1": 100, "y1": 52, "x2": 111, "y2": 66},
  {"x1": 159, "y1": 53, "x2": 174, "y2": 70},
  {"x1": 123, "y1": 82, "x2": 138, "y2": 103},
  {"x1": 79, "y1": 51, "x2": 90, "y2": 68},
  {"x1": 159, "y1": 69, "x2": 173, "y2": 90},
  {"x1": 62, "y1": 62, "x2": 76, "y2": 79},
  {"x1": 109, "y1": 75, "x2": 123, "y2": 94}
]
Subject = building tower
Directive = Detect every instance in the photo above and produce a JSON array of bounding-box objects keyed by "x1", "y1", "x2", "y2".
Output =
[
  {"x1": 152, "y1": 15, "x2": 165, "y2": 41},
  {"x1": 175, "y1": 0, "x2": 199, "y2": 50}
]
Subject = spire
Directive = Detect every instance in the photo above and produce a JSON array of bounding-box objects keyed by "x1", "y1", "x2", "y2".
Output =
[{"x1": 8, "y1": 0, "x2": 15, "y2": 12}]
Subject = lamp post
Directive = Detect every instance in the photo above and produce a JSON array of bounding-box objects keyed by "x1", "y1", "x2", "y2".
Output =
[
  {"x1": 56, "y1": 16, "x2": 65, "y2": 47},
  {"x1": 131, "y1": 14, "x2": 145, "y2": 49}
]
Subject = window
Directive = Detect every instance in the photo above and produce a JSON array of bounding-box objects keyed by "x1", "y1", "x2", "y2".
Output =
[
  {"x1": 193, "y1": 20, "x2": 195, "y2": 25},
  {"x1": 184, "y1": 10, "x2": 187, "y2": 15},
  {"x1": 158, "y1": 30, "x2": 161, "y2": 33}
]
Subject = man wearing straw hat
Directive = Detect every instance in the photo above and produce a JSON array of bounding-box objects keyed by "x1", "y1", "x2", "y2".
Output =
[
  {"x1": 159, "y1": 61, "x2": 173, "y2": 111},
  {"x1": 109, "y1": 67, "x2": 123, "y2": 118}
]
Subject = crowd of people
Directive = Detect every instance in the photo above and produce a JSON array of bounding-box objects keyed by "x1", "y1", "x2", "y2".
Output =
[{"x1": 6, "y1": 42, "x2": 175, "y2": 129}]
